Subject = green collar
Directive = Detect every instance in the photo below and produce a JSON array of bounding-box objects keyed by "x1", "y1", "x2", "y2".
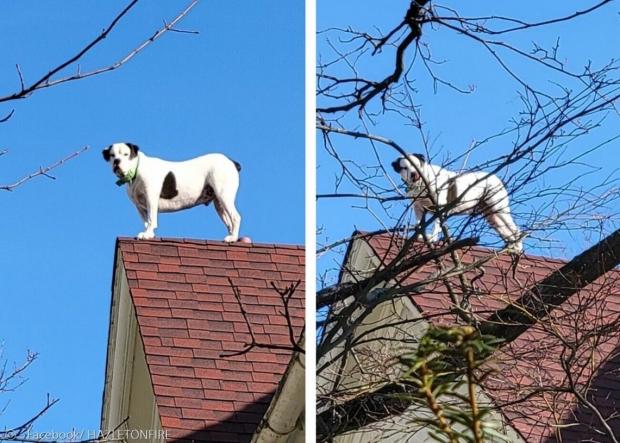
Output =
[
  {"x1": 115, "y1": 157, "x2": 140, "y2": 186},
  {"x1": 406, "y1": 180, "x2": 425, "y2": 197}
]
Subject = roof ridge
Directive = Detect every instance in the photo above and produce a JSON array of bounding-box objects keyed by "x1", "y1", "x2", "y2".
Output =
[
  {"x1": 116, "y1": 236, "x2": 304, "y2": 249},
  {"x1": 351, "y1": 230, "x2": 570, "y2": 264}
]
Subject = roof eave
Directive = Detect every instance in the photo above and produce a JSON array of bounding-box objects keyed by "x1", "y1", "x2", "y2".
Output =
[{"x1": 251, "y1": 337, "x2": 306, "y2": 443}]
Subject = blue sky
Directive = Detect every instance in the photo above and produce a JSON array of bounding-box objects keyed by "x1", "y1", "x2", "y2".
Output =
[
  {"x1": 0, "y1": 1, "x2": 303, "y2": 435},
  {"x1": 317, "y1": 1, "x2": 620, "y2": 288}
]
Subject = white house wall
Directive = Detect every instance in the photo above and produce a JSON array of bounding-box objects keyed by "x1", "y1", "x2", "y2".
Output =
[
  {"x1": 318, "y1": 238, "x2": 425, "y2": 402},
  {"x1": 101, "y1": 259, "x2": 164, "y2": 443}
]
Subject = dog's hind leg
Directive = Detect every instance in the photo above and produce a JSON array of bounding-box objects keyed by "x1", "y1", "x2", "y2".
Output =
[
  {"x1": 220, "y1": 196, "x2": 241, "y2": 243},
  {"x1": 213, "y1": 186, "x2": 241, "y2": 243},
  {"x1": 487, "y1": 210, "x2": 522, "y2": 253},
  {"x1": 210, "y1": 159, "x2": 241, "y2": 243},
  {"x1": 214, "y1": 199, "x2": 233, "y2": 236}
]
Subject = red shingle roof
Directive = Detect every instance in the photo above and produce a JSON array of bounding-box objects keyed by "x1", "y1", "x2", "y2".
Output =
[
  {"x1": 116, "y1": 238, "x2": 305, "y2": 443},
  {"x1": 348, "y1": 231, "x2": 620, "y2": 442}
]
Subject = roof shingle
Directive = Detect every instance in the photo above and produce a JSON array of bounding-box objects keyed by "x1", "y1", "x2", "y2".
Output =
[
  {"x1": 116, "y1": 238, "x2": 305, "y2": 443},
  {"x1": 349, "y1": 231, "x2": 620, "y2": 442}
]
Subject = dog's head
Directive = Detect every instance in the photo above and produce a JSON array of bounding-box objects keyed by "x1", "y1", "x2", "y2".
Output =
[
  {"x1": 102, "y1": 142, "x2": 140, "y2": 180},
  {"x1": 391, "y1": 153, "x2": 426, "y2": 184}
]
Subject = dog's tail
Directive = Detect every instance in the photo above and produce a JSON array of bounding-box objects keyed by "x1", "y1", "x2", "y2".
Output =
[{"x1": 232, "y1": 160, "x2": 241, "y2": 172}]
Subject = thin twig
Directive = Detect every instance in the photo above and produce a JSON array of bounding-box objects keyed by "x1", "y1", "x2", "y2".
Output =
[
  {"x1": 0, "y1": 0, "x2": 199, "y2": 105},
  {"x1": 1, "y1": 146, "x2": 89, "y2": 191},
  {"x1": 220, "y1": 278, "x2": 304, "y2": 357},
  {"x1": 0, "y1": 109, "x2": 15, "y2": 122}
]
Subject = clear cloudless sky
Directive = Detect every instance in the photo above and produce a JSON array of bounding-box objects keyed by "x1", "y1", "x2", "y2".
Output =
[
  {"x1": 0, "y1": 0, "x2": 303, "y2": 434},
  {"x1": 317, "y1": 1, "x2": 620, "y2": 288}
]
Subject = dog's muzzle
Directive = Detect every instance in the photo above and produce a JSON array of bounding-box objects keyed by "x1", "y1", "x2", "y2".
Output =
[
  {"x1": 392, "y1": 160, "x2": 424, "y2": 195},
  {"x1": 391, "y1": 161, "x2": 420, "y2": 182},
  {"x1": 406, "y1": 180, "x2": 425, "y2": 198}
]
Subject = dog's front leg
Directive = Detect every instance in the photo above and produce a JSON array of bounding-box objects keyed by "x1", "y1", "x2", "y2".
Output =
[
  {"x1": 413, "y1": 205, "x2": 427, "y2": 241},
  {"x1": 137, "y1": 193, "x2": 159, "y2": 240},
  {"x1": 428, "y1": 218, "x2": 442, "y2": 242},
  {"x1": 135, "y1": 206, "x2": 148, "y2": 230},
  {"x1": 414, "y1": 204, "x2": 442, "y2": 243}
]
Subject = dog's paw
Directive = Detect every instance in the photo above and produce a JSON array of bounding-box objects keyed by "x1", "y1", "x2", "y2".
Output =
[
  {"x1": 137, "y1": 230, "x2": 155, "y2": 240},
  {"x1": 223, "y1": 235, "x2": 238, "y2": 243},
  {"x1": 414, "y1": 233, "x2": 441, "y2": 244},
  {"x1": 506, "y1": 242, "x2": 523, "y2": 254}
]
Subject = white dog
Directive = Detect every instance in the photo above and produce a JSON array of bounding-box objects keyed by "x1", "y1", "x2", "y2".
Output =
[
  {"x1": 103, "y1": 142, "x2": 241, "y2": 242},
  {"x1": 392, "y1": 154, "x2": 522, "y2": 252}
]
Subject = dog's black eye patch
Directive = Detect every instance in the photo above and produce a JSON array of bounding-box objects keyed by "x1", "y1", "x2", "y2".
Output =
[
  {"x1": 126, "y1": 143, "x2": 140, "y2": 159},
  {"x1": 160, "y1": 172, "x2": 179, "y2": 199}
]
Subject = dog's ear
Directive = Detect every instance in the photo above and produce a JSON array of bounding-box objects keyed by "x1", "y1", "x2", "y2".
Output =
[
  {"x1": 412, "y1": 153, "x2": 426, "y2": 163},
  {"x1": 102, "y1": 146, "x2": 111, "y2": 162},
  {"x1": 126, "y1": 143, "x2": 140, "y2": 159},
  {"x1": 391, "y1": 159, "x2": 402, "y2": 172}
]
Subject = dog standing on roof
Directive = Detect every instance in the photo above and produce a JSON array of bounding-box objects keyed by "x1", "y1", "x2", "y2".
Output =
[
  {"x1": 103, "y1": 142, "x2": 242, "y2": 242},
  {"x1": 392, "y1": 153, "x2": 523, "y2": 253}
]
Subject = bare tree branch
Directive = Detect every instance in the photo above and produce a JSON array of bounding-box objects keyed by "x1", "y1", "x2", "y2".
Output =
[
  {"x1": 317, "y1": 0, "x2": 430, "y2": 114},
  {"x1": 220, "y1": 278, "x2": 304, "y2": 357},
  {"x1": 480, "y1": 227, "x2": 620, "y2": 342},
  {"x1": 0, "y1": 147, "x2": 89, "y2": 192},
  {"x1": 0, "y1": 0, "x2": 199, "y2": 107}
]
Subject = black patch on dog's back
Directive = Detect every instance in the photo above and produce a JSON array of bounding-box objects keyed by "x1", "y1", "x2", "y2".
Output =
[
  {"x1": 232, "y1": 159, "x2": 241, "y2": 171},
  {"x1": 160, "y1": 172, "x2": 178, "y2": 199}
]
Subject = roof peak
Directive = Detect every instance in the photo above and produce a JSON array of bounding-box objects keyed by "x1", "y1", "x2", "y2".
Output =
[
  {"x1": 116, "y1": 236, "x2": 304, "y2": 250},
  {"x1": 349, "y1": 229, "x2": 568, "y2": 264}
]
